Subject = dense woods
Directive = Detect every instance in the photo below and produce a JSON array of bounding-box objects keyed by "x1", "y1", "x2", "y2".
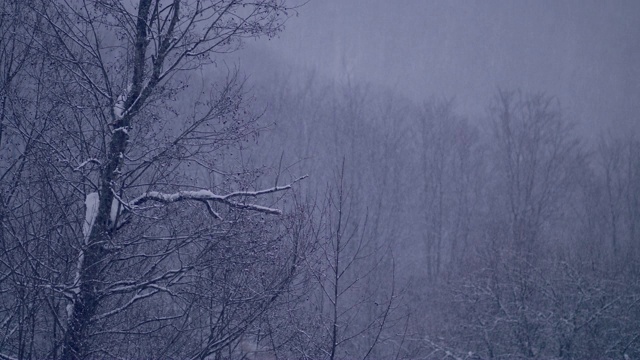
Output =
[
  {"x1": 251, "y1": 72, "x2": 640, "y2": 359},
  {"x1": 0, "y1": 0, "x2": 638, "y2": 359}
]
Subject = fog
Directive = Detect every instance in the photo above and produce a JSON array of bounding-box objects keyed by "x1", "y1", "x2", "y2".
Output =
[
  {"x1": 1, "y1": 1, "x2": 639, "y2": 359},
  {"x1": 245, "y1": 0, "x2": 640, "y2": 135}
]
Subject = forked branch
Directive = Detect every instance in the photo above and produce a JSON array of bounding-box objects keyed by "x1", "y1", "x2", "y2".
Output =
[{"x1": 129, "y1": 175, "x2": 308, "y2": 216}]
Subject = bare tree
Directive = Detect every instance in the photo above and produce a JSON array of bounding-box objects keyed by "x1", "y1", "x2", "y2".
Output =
[
  {"x1": 489, "y1": 90, "x2": 584, "y2": 253},
  {"x1": 301, "y1": 160, "x2": 400, "y2": 360},
  {"x1": 0, "y1": 1, "x2": 308, "y2": 359},
  {"x1": 0, "y1": 1, "x2": 69, "y2": 358},
  {"x1": 596, "y1": 133, "x2": 640, "y2": 262},
  {"x1": 416, "y1": 99, "x2": 485, "y2": 281}
]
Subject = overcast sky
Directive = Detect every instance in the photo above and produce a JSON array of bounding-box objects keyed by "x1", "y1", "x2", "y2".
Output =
[{"x1": 245, "y1": 0, "x2": 640, "y2": 136}]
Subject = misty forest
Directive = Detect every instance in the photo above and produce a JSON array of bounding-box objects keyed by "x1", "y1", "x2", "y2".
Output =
[{"x1": 1, "y1": 0, "x2": 639, "y2": 359}]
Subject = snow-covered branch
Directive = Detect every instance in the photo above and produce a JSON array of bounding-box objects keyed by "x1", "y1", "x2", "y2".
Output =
[
  {"x1": 0, "y1": 352, "x2": 18, "y2": 360},
  {"x1": 224, "y1": 175, "x2": 308, "y2": 199},
  {"x1": 91, "y1": 289, "x2": 159, "y2": 322},
  {"x1": 129, "y1": 175, "x2": 308, "y2": 216},
  {"x1": 73, "y1": 158, "x2": 101, "y2": 172}
]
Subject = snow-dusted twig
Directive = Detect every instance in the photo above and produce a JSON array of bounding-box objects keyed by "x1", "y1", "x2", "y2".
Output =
[
  {"x1": 0, "y1": 352, "x2": 18, "y2": 360},
  {"x1": 111, "y1": 126, "x2": 130, "y2": 135},
  {"x1": 421, "y1": 336, "x2": 474, "y2": 360},
  {"x1": 73, "y1": 158, "x2": 101, "y2": 172},
  {"x1": 198, "y1": 199, "x2": 222, "y2": 220},
  {"x1": 223, "y1": 175, "x2": 308, "y2": 199},
  {"x1": 91, "y1": 289, "x2": 159, "y2": 322}
]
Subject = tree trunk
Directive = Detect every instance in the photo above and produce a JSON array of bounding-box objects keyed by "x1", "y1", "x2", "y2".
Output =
[{"x1": 61, "y1": 124, "x2": 128, "y2": 359}]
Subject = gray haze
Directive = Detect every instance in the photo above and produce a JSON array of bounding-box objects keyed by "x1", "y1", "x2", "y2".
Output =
[
  {"x1": 249, "y1": 0, "x2": 640, "y2": 135},
  {"x1": 3, "y1": 1, "x2": 640, "y2": 358}
]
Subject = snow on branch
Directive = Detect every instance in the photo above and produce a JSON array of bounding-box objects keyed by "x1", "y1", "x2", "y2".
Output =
[
  {"x1": 129, "y1": 175, "x2": 308, "y2": 216},
  {"x1": 73, "y1": 158, "x2": 101, "y2": 172},
  {"x1": 0, "y1": 352, "x2": 18, "y2": 360},
  {"x1": 223, "y1": 175, "x2": 308, "y2": 199}
]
